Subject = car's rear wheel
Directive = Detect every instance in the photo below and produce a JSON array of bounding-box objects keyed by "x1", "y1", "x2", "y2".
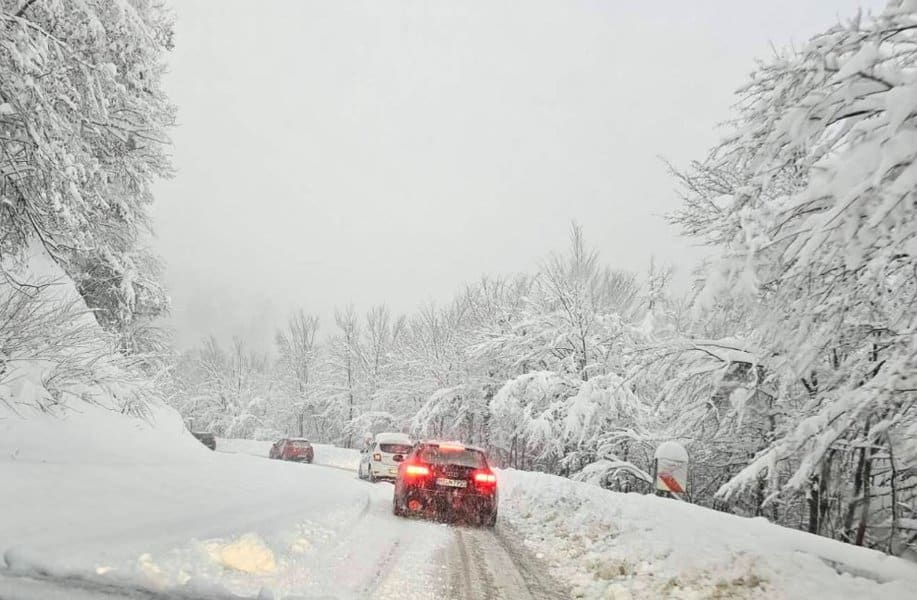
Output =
[
  {"x1": 484, "y1": 511, "x2": 497, "y2": 528},
  {"x1": 393, "y1": 499, "x2": 404, "y2": 517}
]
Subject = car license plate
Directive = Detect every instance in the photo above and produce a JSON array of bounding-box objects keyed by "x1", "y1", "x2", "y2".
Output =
[{"x1": 436, "y1": 477, "x2": 467, "y2": 488}]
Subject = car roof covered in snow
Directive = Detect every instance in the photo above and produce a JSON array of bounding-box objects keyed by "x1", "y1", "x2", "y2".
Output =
[
  {"x1": 419, "y1": 440, "x2": 485, "y2": 453},
  {"x1": 374, "y1": 432, "x2": 412, "y2": 444}
]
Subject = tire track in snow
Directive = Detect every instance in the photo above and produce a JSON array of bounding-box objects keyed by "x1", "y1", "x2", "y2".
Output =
[
  {"x1": 0, "y1": 569, "x2": 242, "y2": 600},
  {"x1": 300, "y1": 481, "x2": 450, "y2": 599},
  {"x1": 451, "y1": 529, "x2": 476, "y2": 600},
  {"x1": 466, "y1": 530, "x2": 499, "y2": 600},
  {"x1": 360, "y1": 539, "x2": 401, "y2": 597},
  {"x1": 440, "y1": 524, "x2": 568, "y2": 600}
]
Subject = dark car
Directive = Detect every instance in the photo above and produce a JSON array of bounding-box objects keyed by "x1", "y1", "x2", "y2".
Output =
[
  {"x1": 269, "y1": 438, "x2": 314, "y2": 463},
  {"x1": 392, "y1": 441, "x2": 498, "y2": 527},
  {"x1": 191, "y1": 432, "x2": 216, "y2": 451}
]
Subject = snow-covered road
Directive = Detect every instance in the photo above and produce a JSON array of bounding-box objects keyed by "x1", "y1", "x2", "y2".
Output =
[{"x1": 0, "y1": 426, "x2": 563, "y2": 599}]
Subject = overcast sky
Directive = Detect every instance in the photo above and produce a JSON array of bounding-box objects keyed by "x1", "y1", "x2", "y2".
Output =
[{"x1": 153, "y1": 0, "x2": 882, "y2": 351}]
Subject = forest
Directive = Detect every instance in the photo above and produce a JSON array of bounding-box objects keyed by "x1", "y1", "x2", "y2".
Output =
[{"x1": 2, "y1": 0, "x2": 915, "y2": 557}]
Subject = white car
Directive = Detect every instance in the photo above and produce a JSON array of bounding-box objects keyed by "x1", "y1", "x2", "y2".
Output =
[{"x1": 358, "y1": 432, "x2": 413, "y2": 482}]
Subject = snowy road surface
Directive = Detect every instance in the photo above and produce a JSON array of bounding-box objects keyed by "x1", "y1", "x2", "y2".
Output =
[{"x1": 0, "y1": 432, "x2": 563, "y2": 600}]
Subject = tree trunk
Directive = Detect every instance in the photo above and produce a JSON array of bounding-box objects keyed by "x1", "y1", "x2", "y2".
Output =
[
  {"x1": 808, "y1": 452, "x2": 833, "y2": 535},
  {"x1": 818, "y1": 457, "x2": 831, "y2": 535},
  {"x1": 855, "y1": 440, "x2": 877, "y2": 546},
  {"x1": 755, "y1": 474, "x2": 766, "y2": 517},
  {"x1": 888, "y1": 437, "x2": 899, "y2": 553},
  {"x1": 843, "y1": 419, "x2": 870, "y2": 542},
  {"x1": 578, "y1": 333, "x2": 589, "y2": 381},
  {"x1": 807, "y1": 475, "x2": 820, "y2": 534}
]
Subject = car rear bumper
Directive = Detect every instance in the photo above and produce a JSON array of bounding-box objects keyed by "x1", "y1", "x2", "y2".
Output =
[
  {"x1": 398, "y1": 485, "x2": 497, "y2": 518},
  {"x1": 370, "y1": 464, "x2": 400, "y2": 479}
]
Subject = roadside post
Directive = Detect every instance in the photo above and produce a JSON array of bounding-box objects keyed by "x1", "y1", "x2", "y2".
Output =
[{"x1": 653, "y1": 441, "x2": 688, "y2": 499}]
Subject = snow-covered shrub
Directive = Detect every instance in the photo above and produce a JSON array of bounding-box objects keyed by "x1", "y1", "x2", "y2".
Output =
[{"x1": 0, "y1": 260, "x2": 161, "y2": 416}]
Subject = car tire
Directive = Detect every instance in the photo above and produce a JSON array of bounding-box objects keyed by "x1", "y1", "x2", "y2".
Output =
[
  {"x1": 485, "y1": 511, "x2": 497, "y2": 528},
  {"x1": 368, "y1": 469, "x2": 377, "y2": 483},
  {"x1": 393, "y1": 499, "x2": 404, "y2": 517}
]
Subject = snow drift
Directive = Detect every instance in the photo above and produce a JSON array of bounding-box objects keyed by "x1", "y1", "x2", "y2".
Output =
[{"x1": 498, "y1": 468, "x2": 917, "y2": 600}]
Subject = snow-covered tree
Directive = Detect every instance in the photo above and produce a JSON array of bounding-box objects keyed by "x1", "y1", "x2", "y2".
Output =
[
  {"x1": 0, "y1": 0, "x2": 175, "y2": 350},
  {"x1": 489, "y1": 370, "x2": 576, "y2": 470},
  {"x1": 672, "y1": 1, "x2": 917, "y2": 550},
  {"x1": 170, "y1": 336, "x2": 273, "y2": 436},
  {"x1": 325, "y1": 306, "x2": 364, "y2": 447},
  {"x1": 360, "y1": 305, "x2": 405, "y2": 417},
  {"x1": 275, "y1": 311, "x2": 321, "y2": 438},
  {"x1": 406, "y1": 300, "x2": 481, "y2": 440},
  {"x1": 472, "y1": 224, "x2": 640, "y2": 380}
]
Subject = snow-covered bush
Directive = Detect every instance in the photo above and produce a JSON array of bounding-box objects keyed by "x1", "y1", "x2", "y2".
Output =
[{"x1": 0, "y1": 253, "x2": 162, "y2": 417}]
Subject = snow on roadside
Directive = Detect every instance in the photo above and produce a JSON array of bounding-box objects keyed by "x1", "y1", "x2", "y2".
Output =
[
  {"x1": 498, "y1": 468, "x2": 917, "y2": 600},
  {"x1": 0, "y1": 410, "x2": 377, "y2": 598},
  {"x1": 1, "y1": 398, "x2": 207, "y2": 465},
  {"x1": 313, "y1": 443, "x2": 360, "y2": 471},
  {"x1": 214, "y1": 436, "x2": 271, "y2": 456}
]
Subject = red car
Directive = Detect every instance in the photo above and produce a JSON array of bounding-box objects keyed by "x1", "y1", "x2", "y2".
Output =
[
  {"x1": 393, "y1": 441, "x2": 498, "y2": 527},
  {"x1": 269, "y1": 438, "x2": 314, "y2": 463}
]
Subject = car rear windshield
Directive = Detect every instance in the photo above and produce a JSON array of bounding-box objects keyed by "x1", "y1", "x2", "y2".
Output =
[
  {"x1": 289, "y1": 440, "x2": 311, "y2": 448},
  {"x1": 418, "y1": 446, "x2": 486, "y2": 468},
  {"x1": 379, "y1": 443, "x2": 412, "y2": 454}
]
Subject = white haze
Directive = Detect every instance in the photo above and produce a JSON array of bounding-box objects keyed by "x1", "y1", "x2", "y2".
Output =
[{"x1": 153, "y1": 0, "x2": 882, "y2": 350}]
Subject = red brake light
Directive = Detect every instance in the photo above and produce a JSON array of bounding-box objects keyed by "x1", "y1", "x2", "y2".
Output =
[
  {"x1": 404, "y1": 464, "x2": 430, "y2": 477},
  {"x1": 473, "y1": 470, "x2": 497, "y2": 485}
]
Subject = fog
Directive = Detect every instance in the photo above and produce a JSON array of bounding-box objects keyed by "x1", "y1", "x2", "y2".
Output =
[{"x1": 153, "y1": 0, "x2": 881, "y2": 350}]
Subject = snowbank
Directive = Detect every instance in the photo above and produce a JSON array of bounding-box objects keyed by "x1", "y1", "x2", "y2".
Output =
[
  {"x1": 215, "y1": 436, "x2": 272, "y2": 457},
  {"x1": 498, "y1": 469, "x2": 917, "y2": 600},
  {"x1": 0, "y1": 408, "x2": 383, "y2": 598},
  {"x1": 1, "y1": 398, "x2": 206, "y2": 465},
  {"x1": 313, "y1": 443, "x2": 360, "y2": 471}
]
